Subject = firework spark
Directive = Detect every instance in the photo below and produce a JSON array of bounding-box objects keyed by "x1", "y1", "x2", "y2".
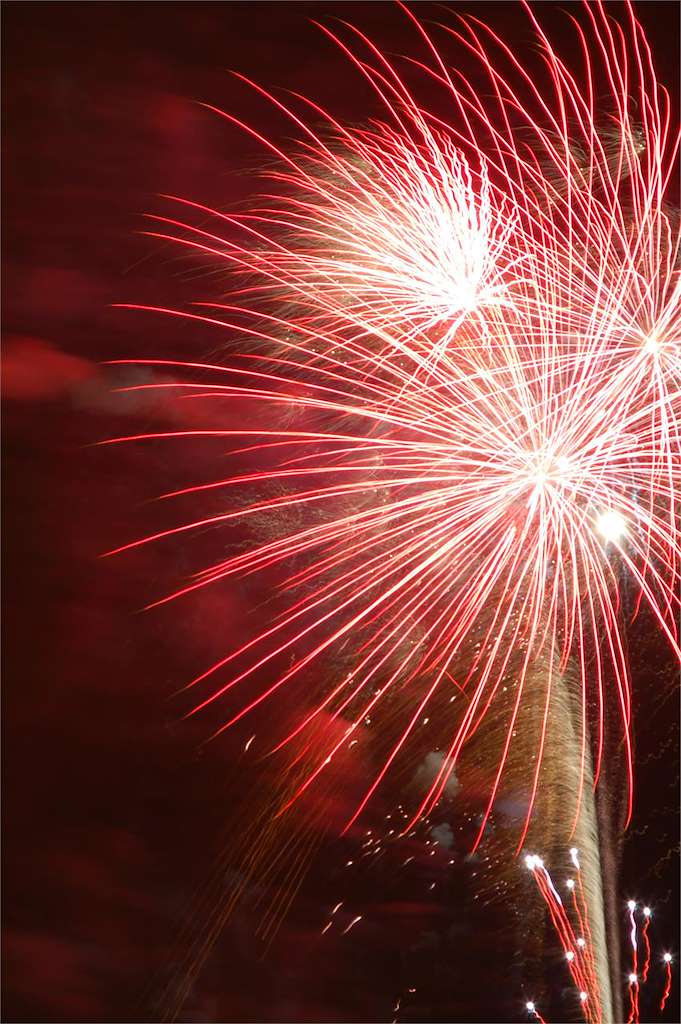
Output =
[
  {"x1": 526, "y1": 999, "x2": 547, "y2": 1024},
  {"x1": 627, "y1": 972, "x2": 640, "y2": 1024},
  {"x1": 641, "y1": 906, "x2": 652, "y2": 983},
  {"x1": 660, "y1": 953, "x2": 673, "y2": 1013}
]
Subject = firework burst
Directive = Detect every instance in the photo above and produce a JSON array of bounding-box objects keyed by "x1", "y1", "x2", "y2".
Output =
[{"x1": 108, "y1": 0, "x2": 679, "y2": 867}]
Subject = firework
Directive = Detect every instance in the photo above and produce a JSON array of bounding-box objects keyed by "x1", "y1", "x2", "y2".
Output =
[
  {"x1": 109, "y1": 0, "x2": 679, "y2": 854},
  {"x1": 109, "y1": 1, "x2": 679, "y2": 1018}
]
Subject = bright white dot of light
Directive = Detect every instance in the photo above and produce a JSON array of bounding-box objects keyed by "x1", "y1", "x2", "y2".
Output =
[{"x1": 598, "y1": 510, "x2": 627, "y2": 542}]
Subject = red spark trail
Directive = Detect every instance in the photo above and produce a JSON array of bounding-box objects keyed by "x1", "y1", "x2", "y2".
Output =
[
  {"x1": 660, "y1": 954, "x2": 673, "y2": 1013},
  {"x1": 625, "y1": 900, "x2": 640, "y2": 1023},
  {"x1": 526, "y1": 1000, "x2": 548, "y2": 1024},
  {"x1": 641, "y1": 908, "x2": 652, "y2": 982},
  {"x1": 627, "y1": 973, "x2": 640, "y2": 1024}
]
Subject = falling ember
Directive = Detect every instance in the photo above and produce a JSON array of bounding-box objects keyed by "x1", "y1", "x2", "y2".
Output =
[
  {"x1": 641, "y1": 908, "x2": 652, "y2": 983},
  {"x1": 526, "y1": 1000, "x2": 547, "y2": 1024},
  {"x1": 627, "y1": 901, "x2": 639, "y2": 988},
  {"x1": 627, "y1": 973, "x2": 639, "y2": 1024},
  {"x1": 660, "y1": 954, "x2": 673, "y2": 1013},
  {"x1": 340, "y1": 914, "x2": 362, "y2": 936}
]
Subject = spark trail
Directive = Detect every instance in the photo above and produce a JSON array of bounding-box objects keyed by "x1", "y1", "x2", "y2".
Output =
[
  {"x1": 641, "y1": 907, "x2": 652, "y2": 983},
  {"x1": 660, "y1": 953, "x2": 673, "y2": 1013}
]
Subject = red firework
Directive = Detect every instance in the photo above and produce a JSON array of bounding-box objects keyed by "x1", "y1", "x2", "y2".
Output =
[{"x1": 106, "y1": 0, "x2": 680, "y2": 853}]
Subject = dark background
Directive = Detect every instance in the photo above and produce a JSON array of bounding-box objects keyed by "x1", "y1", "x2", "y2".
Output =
[{"x1": 3, "y1": 3, "x2": 679, "y2": 1022}]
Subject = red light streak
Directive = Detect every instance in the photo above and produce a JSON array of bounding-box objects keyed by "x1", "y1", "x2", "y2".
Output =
[
  {"x1": 641, "y1": 908, "x2": 652, "y2": 983},
  {"x1": 660, "y1": 954, "x2": 673, "y2": 1013}
]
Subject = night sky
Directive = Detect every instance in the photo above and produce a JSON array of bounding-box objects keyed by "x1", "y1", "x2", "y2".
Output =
[{"x1": 3, "y1": 3, "x2": 679, "y2": 1022}]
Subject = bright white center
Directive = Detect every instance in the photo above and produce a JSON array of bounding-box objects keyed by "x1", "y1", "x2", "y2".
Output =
[{"x1": 597, "y1": 510, "x2": 627, "y2": 542}]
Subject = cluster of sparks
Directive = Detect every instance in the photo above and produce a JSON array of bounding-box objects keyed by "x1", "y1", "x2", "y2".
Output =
[
  {"x1": 525, "y1": 849, "x2": 600, "y2": 1024},
  {"x1": 319, "y1": 808, "x2": 443, "y2": 939},
  {"x1": 109, "y1": 0, "x2": 679, "y2": 989},
  {"x1": 624, "y1": 900, "x2": 675, "y2": 1021},
  {"x1": 525, "y1": 850, "x2": 675, "y2": 1023}
]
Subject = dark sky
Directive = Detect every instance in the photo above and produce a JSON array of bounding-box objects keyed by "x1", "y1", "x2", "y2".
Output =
[{"x1": 3, "y1": 3, "x2": 679, "y2": 1022}]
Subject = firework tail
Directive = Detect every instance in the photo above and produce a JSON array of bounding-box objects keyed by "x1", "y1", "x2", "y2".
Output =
[
  {"x1": 451, "y1": 644, "x2": 615, "y2": 1022},
  {"x1": 525, "y1": 672, "x2": 615, "y2": 1023}
]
